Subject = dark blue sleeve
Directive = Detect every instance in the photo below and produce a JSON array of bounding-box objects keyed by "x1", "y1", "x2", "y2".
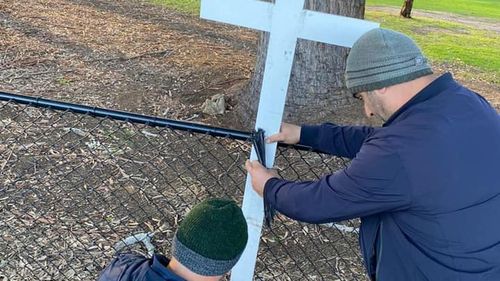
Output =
[
  {"x1": 98, "y1": 253, "x2": 149, "y2": 281},
  {"x1": 300, "y1": 123, "x2": 374, "y2": 158},
  {"x1": 264, "y1": 140, "x2": 411, "y2": 223}
]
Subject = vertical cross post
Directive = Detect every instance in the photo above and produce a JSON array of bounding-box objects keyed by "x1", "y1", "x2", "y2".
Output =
[
  {"x1": 200, "y1": 1, "x2": 379, "y2": 279},
  {"x1": 232, "y1": 1, "x2": 305, "y2": 279}
]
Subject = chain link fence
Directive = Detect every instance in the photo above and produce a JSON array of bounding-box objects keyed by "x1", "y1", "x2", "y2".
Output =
[{"x1": 0, "y1": 92, "x2": 366, "y2": 281}]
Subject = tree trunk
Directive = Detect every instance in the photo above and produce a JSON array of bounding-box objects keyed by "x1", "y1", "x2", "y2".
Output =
[
  {"x1": 236, "y1": 0, "x2": 368, "y2": 128},
  {"x1": 400, "y1": 0, "x2": 414, "y2": 18}
]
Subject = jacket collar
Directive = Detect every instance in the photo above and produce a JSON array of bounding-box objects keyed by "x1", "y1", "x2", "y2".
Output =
[
  {"x1": 383, "y1": 73, "x2": 456, "y2": 127},
  {"x1": 150, "y1": 254, "x2": 186, "y2": 281}
]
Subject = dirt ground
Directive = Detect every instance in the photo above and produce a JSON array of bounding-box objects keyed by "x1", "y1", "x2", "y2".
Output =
[
  {"x1": 0, "y1": 0, "x2": 258, "y2": 129},
  {"x1": 1, "y1": 0, "x2": 498, "y2": 131}
]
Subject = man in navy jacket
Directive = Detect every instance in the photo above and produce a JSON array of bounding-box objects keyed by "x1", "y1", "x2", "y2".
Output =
[
  {"x1": 246, "y1": 28, "x2": 500, "y2": 280},
  {"x1": 98, "y1": 198, "x2": 248, "y2": 281}
]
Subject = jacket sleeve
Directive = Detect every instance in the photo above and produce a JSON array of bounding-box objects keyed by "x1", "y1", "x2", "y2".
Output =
[
  {"x1": 97, "y1": 253, "x2": 148, "y2": 281},
  {"x1": 264, "y1": 139, "x2": 411, "y2": 223},
  {"x1": 300, "y1": 123, "x2": 374, "y2": 158}
]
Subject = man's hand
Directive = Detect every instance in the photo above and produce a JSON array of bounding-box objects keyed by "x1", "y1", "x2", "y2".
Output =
[
  {"x1": 245, "y1": 160, "x2": 278, "y2": 197},
  {"x1": 266, "y1": 122, "x2": 301, "y2": 144}
]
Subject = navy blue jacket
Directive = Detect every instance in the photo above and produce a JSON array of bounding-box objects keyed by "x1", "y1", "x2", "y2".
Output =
[
  {"x1": 98, "y1": 253, "x2": 185, "y2": 281},
  {"x1": 265, "y1": 73, "x2": 500, "y2": 281}
]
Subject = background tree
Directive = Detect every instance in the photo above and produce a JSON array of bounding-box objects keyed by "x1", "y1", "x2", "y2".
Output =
[
  {"x1": 400, "y1": 0, "x2": 414, "y2": 18},
  {"x1": 236, "y1": 0, "x2": 369, "y2": 128}
]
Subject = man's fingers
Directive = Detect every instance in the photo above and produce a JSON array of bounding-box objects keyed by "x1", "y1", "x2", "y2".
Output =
[
  {"x1": 266, "y1": 132, "x2": 283, "y2": 143},
  {"x1": 245, "y1": 159, "x2": 253, "y2": 172},
  {"x1": 245, "y1": 160, "x2": 267, "y2": 173},
  {"x1": 245, "y1": 160, "x2": 261, "y2": 170},
  {"x1": 265, "y1": 123, "x2": 300, "y2": 144}
]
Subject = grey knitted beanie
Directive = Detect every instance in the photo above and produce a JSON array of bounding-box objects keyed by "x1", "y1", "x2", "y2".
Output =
[
  {"x1": 171, "y1": 198, "x2": 248, "y2": 276},
  {"x1": 345, "y1": 28, "x2": 433, "y2": 94}
]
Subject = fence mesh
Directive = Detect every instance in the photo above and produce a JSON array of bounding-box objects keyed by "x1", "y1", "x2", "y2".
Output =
[{"x1": 0, "y1": 94, "x2": 367, "y2": 281}]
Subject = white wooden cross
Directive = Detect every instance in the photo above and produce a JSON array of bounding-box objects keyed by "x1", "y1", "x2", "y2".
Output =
[{"x1": 200, "y1": 0, "x2": 379, "y2": 279}]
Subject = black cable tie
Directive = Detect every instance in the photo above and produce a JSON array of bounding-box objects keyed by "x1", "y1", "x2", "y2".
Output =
[
  {"x1": 251, "y1": 128, "x2": 276, "y2": 228},
  {"x1": 251, "y1": 128, "x2": 266, "y2": 166}
]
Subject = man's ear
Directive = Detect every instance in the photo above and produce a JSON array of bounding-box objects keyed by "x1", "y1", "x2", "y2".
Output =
[{"x1": 373, "y1": 87, "x2": 388, "y2": 95}]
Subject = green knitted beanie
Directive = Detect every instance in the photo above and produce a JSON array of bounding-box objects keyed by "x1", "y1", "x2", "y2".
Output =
[
  {"x1": 345, "y1": 28, "x2": 433, "y2": 94},
  {"x1": 172, "y1": 198, "x2": 248, "y2": 276}
]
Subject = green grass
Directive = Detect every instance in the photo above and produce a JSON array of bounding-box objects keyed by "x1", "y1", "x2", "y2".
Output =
[
  {"x1": 150, "y1": 0, "x2": 499, "y2": 83},
  {"x1": 150, "y1": 0, "x2": 199, "y2": 14},
  {"x1": 365, "y1": 10, "x2": 499, "y2": 83},
  {"x1": 367, "y1": 0, "x2": 500, "y2": 20}
]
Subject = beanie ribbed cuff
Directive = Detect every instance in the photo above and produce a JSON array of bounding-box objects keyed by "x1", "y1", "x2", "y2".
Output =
[
  {"x1": 172, "y1": 236, "x2": 241, "y2": 276},
  {"x1": 347, "y1": 55, "x2": 428, "y2": 79},
  {"x1": 347, "y1": 67, "x2": 433, "y2": 94}
]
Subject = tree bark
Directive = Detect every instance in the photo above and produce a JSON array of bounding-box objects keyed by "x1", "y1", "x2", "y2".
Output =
[
  {"x1": 400, "y1": 0, "x2": 414, "y2": 18},
  {"x1": 236, "y1": 0, "x2": 367, "y2": 128}
]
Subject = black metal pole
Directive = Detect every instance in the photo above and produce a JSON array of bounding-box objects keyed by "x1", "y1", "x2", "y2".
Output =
[
  {"x1": 0, "y1": 91, "x2": 317, "y2": 152},
  {"x1": 0, "y1": 91, "x2": 251, "y2": 140}
]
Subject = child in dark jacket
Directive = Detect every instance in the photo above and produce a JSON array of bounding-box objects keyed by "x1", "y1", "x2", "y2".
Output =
[{"x1": 98, "y1": 198, "x2": 248, "y2": 281}]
